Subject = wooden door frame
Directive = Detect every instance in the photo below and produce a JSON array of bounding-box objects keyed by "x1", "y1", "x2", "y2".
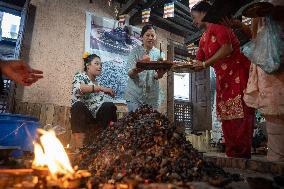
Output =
[
  {"x1": 191, "y1": 68, "x2": 212, "y2": 131},
  {"x1": 5, "y1": 0, "x2": 30, "y2": 112},
  {"x1": 167, "y1": 40, "x2": 190, "y2": 122},
  {"x1": 167, "y1": 41, "x2": 212, "y2": 131}
]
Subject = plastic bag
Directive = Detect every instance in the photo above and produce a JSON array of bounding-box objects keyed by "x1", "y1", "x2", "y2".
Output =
[{"x1": 247, "y1": 17, "x2": 284, "y2": 74}]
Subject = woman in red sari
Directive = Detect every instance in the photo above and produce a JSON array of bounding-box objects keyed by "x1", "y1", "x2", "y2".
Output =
[{"x1": 191, "y1": 2, "x2": 255, "y2": 158}]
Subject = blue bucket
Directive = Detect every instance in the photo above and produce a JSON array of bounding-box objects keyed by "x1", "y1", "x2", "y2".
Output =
[
  {"x1": 0, "y1": 113, "x2": 38, "y2": 122},
  {"x1": 0, "y1": 113, "x2": 40, "y2": 156}
]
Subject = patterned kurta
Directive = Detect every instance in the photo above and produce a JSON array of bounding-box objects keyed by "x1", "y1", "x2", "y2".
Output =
[
  {"x1": 124, "y1": 45, "x2": 165, "y2": 109},
  {"x1": 196, "y1": 24, "x2": 255, "y2": 158},
  {"x1": 197, "y1": 24, "x2": 251, "y2": 120},
  {"x1": 71, "y1": 72, "x2": 114, "y2": 118}
]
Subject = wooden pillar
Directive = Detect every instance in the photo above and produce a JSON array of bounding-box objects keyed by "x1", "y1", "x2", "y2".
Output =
[{"x1": 167, "y1": 42, "x2": 174, "y2": 122}]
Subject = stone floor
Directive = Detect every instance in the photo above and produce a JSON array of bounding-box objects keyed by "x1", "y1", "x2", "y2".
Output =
[{"x1": 204, "y1": 152, "x2": 284, "y2": 176}]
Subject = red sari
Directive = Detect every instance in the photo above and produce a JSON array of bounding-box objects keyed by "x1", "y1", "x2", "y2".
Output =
[{"x1": 197, "y1": 24, "x2": 255, "y2": 158}]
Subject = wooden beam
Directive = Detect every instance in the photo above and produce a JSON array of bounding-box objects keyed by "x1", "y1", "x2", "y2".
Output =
[
  {"x1": 150, "y1": 13, "x2": 190, "y2": 37},
  {"x1": 0, "y1": 2, "x2": 22, "y2": 12},
  {"x1": 174, "y1": 16, "x2": 196, "y2": 32},
  {"x1": 151, "y1": 1, "x2": 197, "y2": 32},
  {"x1": 143, "y1": 0, "x2": 161, "y2": 8},
  {"x1": 119, "y1": 0, "x2": 141, "y2": 15},
  {"x1": 151, "y1": 9, "x2": 195, "y2": 33},
  {"x1": 129, "y1": 0, "x2": 196, "y2": 36},
  {"x1": 130, "y1": 11, "x2": 192, "y2": 37},
  {"x1": 153, "y1": 9, "x2": 196, "y2": 32},
  {"x1": 174, "y1": 1, "x2": 193, "y2": 23},
  {"x1": 175, "y1": 1, "x2": 191, "y2": 14},
  {"x1": 174, "y1": 46, "x2": 190, "y2": 57},
  {"x1": 1, "y1": 0, "x2": 25, "y2": 8},
  {"x1": 175, "y1": 7, "x2": 193, "y2": 22},
  {"x1": 129, "y1": 10, "x2": 142, "y2": 25}
]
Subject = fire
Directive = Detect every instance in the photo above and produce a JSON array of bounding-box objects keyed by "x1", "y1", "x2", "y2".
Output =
[
  {"x1": 33, "y1": 143, "x2": 46, "y2": 167},
  {"x1": 33, "y1": 129, "x2": 74, "y2": 176}
]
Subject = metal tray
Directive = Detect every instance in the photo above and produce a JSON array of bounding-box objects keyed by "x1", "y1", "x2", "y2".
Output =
[
  {"x1": 136, "y1": 60, "x2": 174, "y2": 70},
  {"x1": 171, "y1": 63, "x2": 195, "y2": 73}
]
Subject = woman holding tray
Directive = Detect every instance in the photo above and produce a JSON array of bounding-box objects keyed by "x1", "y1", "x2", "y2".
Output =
[
  {"x1": 190, "y1": 1, "x2": 254, "y2": 159},
  {"x1": 125, "y1": 24, "x2": 166, "y2": 112}
]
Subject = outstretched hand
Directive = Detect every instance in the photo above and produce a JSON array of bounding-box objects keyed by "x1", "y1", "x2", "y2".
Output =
[{"x1": 1, "y1": 60, "x2": 43, "y2": 86}]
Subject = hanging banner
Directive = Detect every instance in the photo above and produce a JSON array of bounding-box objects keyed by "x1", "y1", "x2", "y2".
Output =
[
  {"x1": 142, "y1": 8, "x2": 151, "y2": 23},
  {"x1": 242, "y1": 16, "x2": 252, "y2": 26},
  {"x1": 189, "y1": 0, "x2": 200, "y2": 10},
  {"x1": 163, "y1": 2, "x2": 174, "y2": 18},
  {"x1": 85, "y1": 12, "x2": 142, "y2": 101}
]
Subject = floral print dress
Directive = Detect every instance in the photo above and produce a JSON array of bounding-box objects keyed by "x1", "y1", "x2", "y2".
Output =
[
  {"x1": 196, "y1": 24, "x2": 255, "y2": 158},
  {"x1": 71, "y1": 72, "x2": 114, "y2": 118},
  {"x1": 197, "y1": 23, "x2": 252, "y2": 120}
]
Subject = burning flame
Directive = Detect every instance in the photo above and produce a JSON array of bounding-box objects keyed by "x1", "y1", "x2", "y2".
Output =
[
  {"x1": 33, "y1": 129, "x2": 74, "y2": 176},
  {"x1": 33, "y1": 143, "x2": 46, "y2": 167}
]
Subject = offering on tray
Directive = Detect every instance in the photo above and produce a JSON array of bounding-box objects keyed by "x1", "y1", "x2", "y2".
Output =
[
  {"x1": 173, "y1": 60, "x2": 193, "y2": 66},
  {"x1": 171, "y1": 60, "x2": 195, "y2": 73}
]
